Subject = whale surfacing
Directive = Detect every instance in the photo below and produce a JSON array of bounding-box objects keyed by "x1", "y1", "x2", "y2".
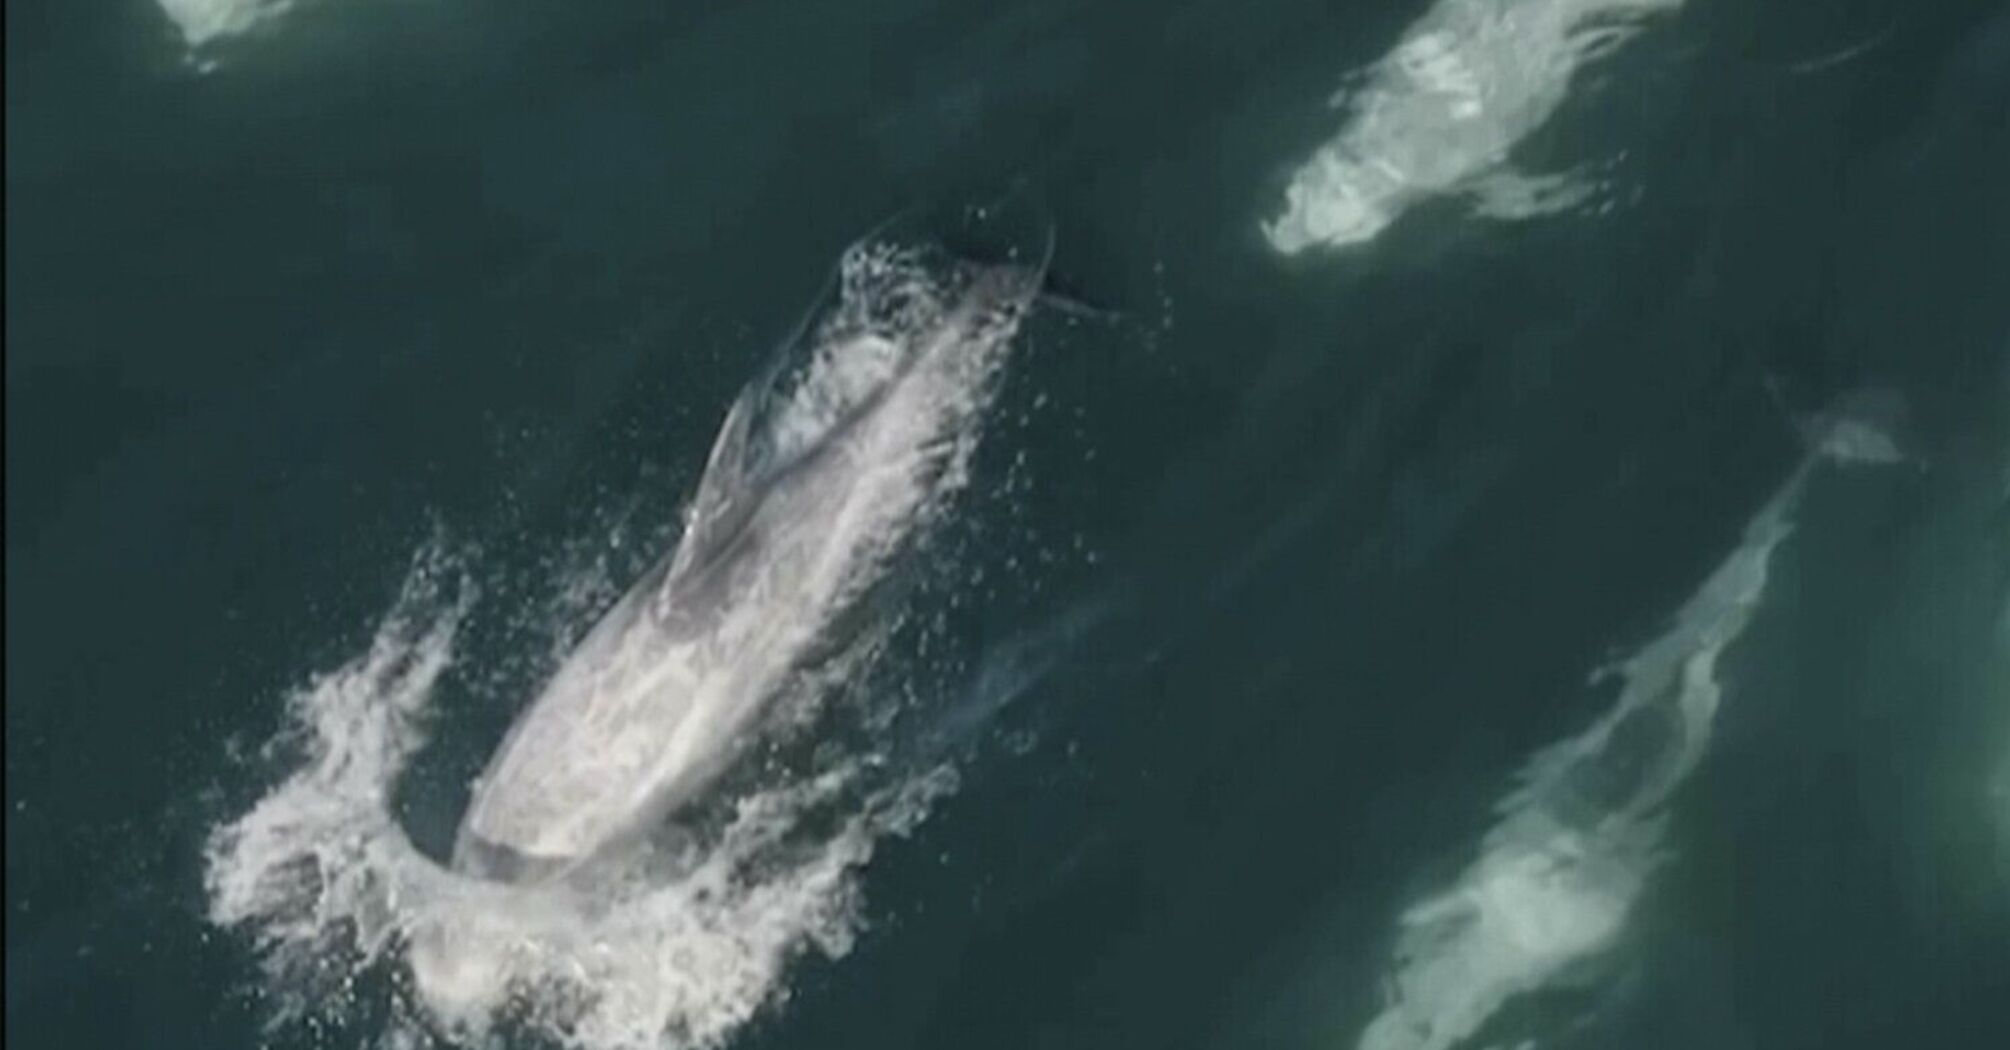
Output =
[
  {"x1": 1265, "y1": 0, "x2": 1684, "y2": 253},
  {"x1": 452, "y1": 225, "x2": 1045, "y2": 885}
]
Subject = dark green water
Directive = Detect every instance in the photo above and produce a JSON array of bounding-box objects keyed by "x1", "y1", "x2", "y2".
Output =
[{"x1": 7, "y1": 1, "x2": 2009, "y2": 1048}]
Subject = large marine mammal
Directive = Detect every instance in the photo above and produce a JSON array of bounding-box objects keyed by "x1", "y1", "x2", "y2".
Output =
[
  {"x1": 1265, "y1": 0, "x2": 1685, "y2": 253},
  {"x1": 451, "y1": 219, "x2": 1049, "y2": 887},
  {"x1": 1350, "y1": 388, "x2": 1912, "y2": 1050}
]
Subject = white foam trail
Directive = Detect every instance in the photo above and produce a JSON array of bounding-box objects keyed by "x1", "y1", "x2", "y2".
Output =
[
  {"x1": 205, "y1": 233, "x2": 1033, "y2": 1049},
  {"x1": 1265, "y1": 0, "x2": 1684, "y2": 253},
  {"x1": 1354, "y1": 413, "x2": 1902, "y2": 1050},
  {"x1": 157, "y1": 0, "x2": 292, "y2": 47}
]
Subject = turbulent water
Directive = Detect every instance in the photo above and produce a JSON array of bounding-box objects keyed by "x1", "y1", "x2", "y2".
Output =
[
  {"x1": 203, "y1": 228, "x2": 1043, "y2": 1048},
  {"x1": 8, "y1": 2, "x2": 2009, "y2": 1050},
  {"x1": 202, "y1": 545, "x2": 953, "y2": 1049}
]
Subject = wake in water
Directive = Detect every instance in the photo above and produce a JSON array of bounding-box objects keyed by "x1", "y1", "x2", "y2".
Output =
[
  {"x1": 1265, "y1": 0, "x2": 1685, "y2": 254},
  {"x1": 1352, "y1": 395, "x2": 1908, "y2": 1050},
  {"x1": 204, "y1": 220, "x2": 1048, "y2": 1049}
]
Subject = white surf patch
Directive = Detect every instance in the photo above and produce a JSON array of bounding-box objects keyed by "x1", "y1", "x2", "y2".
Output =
[
  {"x1": 1354, "y1": 421, "x2": 1904, "y2": 1050},
  {"x1": 1265, "y1": 0, "x2": 1684, "y2": 254},
  {"x1": 205, "y1": 562, "x2": 948, "y2": 1048},
  {"x1": 205, "y1": 547, "x2": 473, "y2": 1021},
  {"x1": 205, "y1": 235, "x2": 1033, "y2": 1049},
  {"x1": 157, "y1": 0, "x2": 293, "y2": 47}
]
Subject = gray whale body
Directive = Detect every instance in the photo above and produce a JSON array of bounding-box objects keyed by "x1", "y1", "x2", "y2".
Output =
[{"x1": 451, "y1": 221, "x2": 1046, "y2": 884}]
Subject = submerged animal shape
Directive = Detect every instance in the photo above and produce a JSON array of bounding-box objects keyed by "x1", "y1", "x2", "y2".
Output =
[
  {"x1": 1795, "y1": 386, "x2": 1915, "y2": 467},
  {"x1": 1354, "y1": 384, "x2": 1913, "y2": 1050}
]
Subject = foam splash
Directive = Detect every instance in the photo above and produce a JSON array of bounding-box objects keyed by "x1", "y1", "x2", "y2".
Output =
[
  {"x1": 1355, "y1": 413, "x2": 1903, "y2": 1050},
  {"x1": 205, "y1": 546, "x2": 471, "y2": 1020},
  {"x1": 398, "y1": 765, "x2": 954, "y2": 1048},
  {"x1": 205, "y1": 231, "x2": 1034, "y2": 1049},
  {"x1": 205, "y1": 563, "x2": 949, "y2": 1050},
  {"x1": 1265, "y1": 0, "x2": 1684, "y2": 253}
]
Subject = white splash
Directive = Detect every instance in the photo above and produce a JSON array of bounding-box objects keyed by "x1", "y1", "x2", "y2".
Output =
[
  {"x1": 157, "y1": 0, "x2": 292, "y2": 47},
  {"x1": 205, "y1": 231, "x2": 1036, "y2": 1049},
  {"x1": 1265, "y1": 0, "x2": 1684, "y2": 253},
  {"x1": 1354, "y1": 400, "x2": 1905, "y2": 1050},
  {"x1": 205, "y1": 546, "x2": 472, "y2": 1013}
]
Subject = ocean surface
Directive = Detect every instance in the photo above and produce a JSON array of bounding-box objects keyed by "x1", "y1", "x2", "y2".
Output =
[{"x1": 7, "y1": 1, "x2": 2010, "y2": 1049}]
